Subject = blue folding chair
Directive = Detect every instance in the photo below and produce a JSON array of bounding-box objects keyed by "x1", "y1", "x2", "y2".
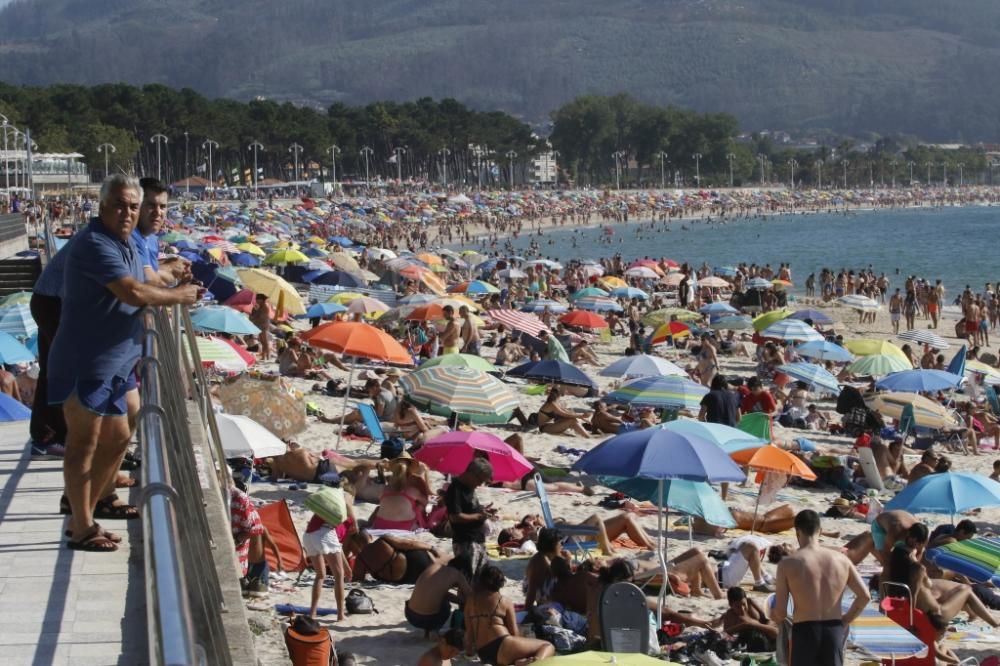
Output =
[
  {"x1": 533, "y1": 472, "x2": 600, "y2": 559},
  {"x1": 357, "y1": 402, "x2": 387, "y2": 452}
]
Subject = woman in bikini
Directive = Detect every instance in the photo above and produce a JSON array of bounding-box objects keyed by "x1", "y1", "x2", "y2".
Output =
[
  {"x1": 393, "y1": 397, "x2": 438, "y2": 446},
  {"x1": 368, "y1": 458, "x2": 433, "y2": 531},
  {"x1": 536, "y1": 386, "x2": 592, "y2": 438},
  {"x1": 464, "y1": 564, "x2": 555, "y2": 665},
  {"x1": 346, "y1": 531, "x2": 440, "y2": 585}
]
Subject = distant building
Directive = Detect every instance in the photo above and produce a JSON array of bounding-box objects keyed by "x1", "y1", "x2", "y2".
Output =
[
  {"x1": 0, "y1": 151, "x2": 89, "y2": 194},
  {"x1": 531, "y1": 151, "x2": 558, "y2": 184}
]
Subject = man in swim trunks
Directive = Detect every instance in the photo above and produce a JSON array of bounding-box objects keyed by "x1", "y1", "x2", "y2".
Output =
[
  {"x1": 439, "y1": 305, "x2": 460, "y2": 355},
  {"x1": 842, "y1": 509, "x2": 919, "y2": 565},
  {"x1": 49, "y1": 175, "x2": 199, "y2": 552},
  {"x1": 927, "y1": 280, "x2": 942, "y2": 329},
  {"x1": 773, "y1": 510, "x2": 869, "y2": 666},
  {"x1": 888, "y1": 288, "x2": 902, "y2": 335}
]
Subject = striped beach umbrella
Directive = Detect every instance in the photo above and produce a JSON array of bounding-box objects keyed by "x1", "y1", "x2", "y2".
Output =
[
  {"x1": 600, "y1": 354, "x2": 687, "y2": 379},
  {"x1": 485, "y1": 309, "x2": 548, "y2": 337},
  {"x1": 183, "y1": 335, "x2": 255, "y2": 372},
  {"x1": 777, "y1": 362, "x2": 841, "y2": 394},
  {"x1": 400, "y1": 366, "x2": 520, "y2": 425},
  {"x1": 710, "y1": 315, "x2": 753, "y2": 331},
  {"x1": 838, "y1": 294, "x2": 882, "y2": 311},
  {"x1": 760, "y1": 318, "x2": 824, "y2": 343},
  {"x1": 845, "y1": 339, "x2": 909, "y2": 362},
  {"x1": 847, "y1": 353, "x2": 912, "y2": 377},
  {"x1": 0, "y1": 331, "x2": 34, "y2": 364},
  {"x1": 574, "y1": 296, "x2": 623, "y2": 312},
  {"x1": 898, "y1": 329, "x2": 950, "y2": 350},
  {"x1": 0, "y1": 303, "x2": 36, "y2": 338},
  {"x1": 642, "y1": 308, "x2": 699, "y2": 327},
  {"x1": 570, "y1": 287, "x2": 609, "y2": 300},
  {"x1": 521, "y1": 299, "x2": 568, "y2": 314},
  {"x1": 745, "y1": 277, "x2": 773, "y2": 290},
  {"x1": 419, "y1": 353, "x2": 498, "y2": 373},
  {"x1": 606, "y1": 375, "x2": 708, "y2": 411},
  {"x1": 866, "y1": 392, "x2": 958, "y2": 429},
  {"x1": 448, "y1": 280, "x2": 500, "y2": 295}
]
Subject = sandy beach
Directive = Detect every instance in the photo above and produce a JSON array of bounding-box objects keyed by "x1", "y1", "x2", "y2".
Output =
[{"x1": 242, "y1": 296, "x2": 1000, "y2": 665}]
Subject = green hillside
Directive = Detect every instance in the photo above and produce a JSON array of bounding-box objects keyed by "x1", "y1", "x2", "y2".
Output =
[{"x1": 2, "y1": 0, "x2": 1000, "y2": 139}]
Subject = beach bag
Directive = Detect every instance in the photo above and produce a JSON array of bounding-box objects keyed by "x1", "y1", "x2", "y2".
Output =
[
  {"x1": 345, "y1": 588, "x2": 378, "y2": 615},
  {"x1": 304, "y1": 487, "x2": 347, "y2": 527},
  {"x1": 284, "y1": 616, "x2": 334, "y2": 666}
]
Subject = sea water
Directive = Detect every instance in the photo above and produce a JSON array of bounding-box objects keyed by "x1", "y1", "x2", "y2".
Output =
[{"x1": 501, "y1": 205, "x2": 1000, "y2": 298}]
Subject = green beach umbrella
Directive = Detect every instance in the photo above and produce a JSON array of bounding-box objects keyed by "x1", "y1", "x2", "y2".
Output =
[
  {"x1": 419, "y1": 353, "x2": 498, "y2": 373},
  {"x1": 847, "y1": 353, "x2": 911, "y2": 377},
  {"x1": 751, "y1": 309, "x2": 792, "y2": 332},
  {"x1": 642, "y1": 308, "x2": 699, "y2": 327}
]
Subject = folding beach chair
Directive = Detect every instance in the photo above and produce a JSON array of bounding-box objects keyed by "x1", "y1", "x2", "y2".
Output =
[
  {"x1": 878, "y1": 582, "x2": 936, "y2": 666},
  {"x1": 533, "y1": 472, "x2": 600, "y2": 560},
  {"x1": 257, "y1": 499, "x2": 309, "y2": 577},
  {"x1": 356, "y1": 402, "x2": 388, "y2": 454},
  {"x1": 599, "y1": 581, "x2": 650, "y2": 654}
]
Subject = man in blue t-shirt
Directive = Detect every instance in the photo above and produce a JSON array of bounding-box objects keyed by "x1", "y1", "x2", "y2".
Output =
[
  {"x1": 132, "y1": 177, "x2": 190, "y2": 286},
  {"x1": 48, "y1": 174, "x2": 200, "y2": 552}
]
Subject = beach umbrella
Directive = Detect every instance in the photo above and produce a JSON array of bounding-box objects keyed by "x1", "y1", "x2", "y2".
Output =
[
  {"x1": 419, "y1": 353, "x2": 497, "y2": 373},
  {"x1": 525, "y1": 259, "x2": 562, "y2": 270},
  {"x1": 885, "y1": 472, "x2": 1000, "y2": 518},
  {"x1": 650, "y1": 321, "x2": 692, "y2": 345},
  {"x1": 326, "y1": 291, "x2": 366, "y2": 305},
  {"x1": 601, "y1": 477, "x2": 736, "y2": 527},
  {"x1": 236, "y1": 268, "x2": 306, "y2": 315},
  {"x1": 624, "y1": 266, "x2": 659, "y2": 279},
  {"x1": 398, "y1": 293, "x2": 438, "y2": 306},
  {"x1": 600, "y1": 354, "x2": 686, "y2": 379},
  {"x1": 847, "y1": 353, "x2": 912, "y2": 377},
  {"x1": 236, "y1": 242, "x2": 266, "y2": 256},
  {"x1": 875, "y1": 369, "x2": 963, "y2": 393},
  {"x1": 838, "y1": 294, "x2": 881, "y2": 311},
  {"x1": 658, "y1": 419, "x2": 766, "y2": 455},
  {"x1": 642, "y1": 308, "x2": 699, "y2": 327},
  {"x1": 0, "y1": 331, "x2": 34, "y2": 364},
  {"x1": 897, "y1": 329, "x2": 950, "y2": 350},
  {"x1": 710, "y1": 315, "x2": 753, "y2": 331},
  {"x1": 298, "y1": 302, "x2": 348, "y2": 319},
  {"x1": 845, "y1": 339, "x2": 909, "y2": 362},
  {"x1": 346, "y1": 296, "x2": 389, "y2": 316},
  {"x1": 610, "y1": 286, "x2": 649, "y2": 300},
  {"x1": 731, "y1": 445, "x2": 818, "y2": 480},
  {"x1": 497, "y1": 268, "x2": 528, "y2": 280},
  {"x1": 522, "y1": 359, "x2": 596, "y2": 388},
  {"x1": 521, "y1": 299, "x2": 568, "y2": 314},
  {"x1": 263, "y1": 248, "x2": 310, "y2": 265},
  {"x1": 559, "y1": 310, "x2": 608, "y2": 329},
  {"x1": 866, "y1": 392, "x2": 958, "y2": 429},
  {"x1": 0, "y1": 291, "x2": 32, "y2": 307},
  {"x1": 217, "y1": 376, "x2": 306, "y2": 439},
  {"x1": 25, "y1": 333, "x2": 37, "y2": 356},
  {"x1": 448, "y1": 280, "x2": 500, "y2": 295},
  {"x1": 698, "y1": 276, "x2": 730, "y2": 289},
  {"x1": 699, "y1": 302, "x2": 738, "y2": 315},
  {"x1": 947, "y1": 345, "x2": 967, "y2": 378},
  {"x1": 486, "y1": 309, "x2": 549, "y2": 337},
  {"x1": 415, "y1": 252, "x2": 443, "y2": 266},
  {"x1": 777, "y1": 362, "x2": 841, "y2": 394},
  {"x1": 597, "y1": 276, "x2": 626, "y2": 290},
  {"x1": 406, "y1": 303, "x2": 446, "y2": 321},
  {"x1": 0, "y1": 392, "x2": 31, "y2": 422},
  {"x1": 229, "y1": 252, "x2": 261, "y2": 267},
  {"x1": 796, "y1": 340, "x2": 853, "y2": 362},
  {"x1": 745, "y1": 277, "x2": 773, "y2": 290},
  {"x1": 788, "y1": 309, "x2": 834, "y2": 326},
  {"x1": 570, "y1": 287, "x2": 609, "y2": 300},
  {"x1": 925, "y1": 537, "x2": 1000, "y2": 587},
  {"x1": 400, "y1": 366, "x2": 520, "y2": 425},
  {"x1": 182, "y1": 335, "x2": 255, "y2": 372},
  {"x1": 0, "y1": 303, "x2": 36, "y2": 338},
  {"x1": 305, "y1": 271, "x2": 366, "y2": 288},
  {"x1": 606, "y1": 375, "x2": 708, "y2": 411},
  {"x1": 415, "y1": 431, "x2": 532, "y2": 482},
  {"x1": 751, "y1": 310, "x2": 791, "y2": 332},
  {"x1": 714, "y1": 266, "x2": 737, "y2": 277},
  {"x1": 216, "y1": 413, "x2": 287, "y2": 458},
  {"x1": 760, "y1": 318, "x2": 823, "y2": 343},
  {"x1": 190, "y1": 306, "x2": 260, "y2": 335},
  {"x1": 573, "y1": 296, "x2": 622, "y2": 312}
]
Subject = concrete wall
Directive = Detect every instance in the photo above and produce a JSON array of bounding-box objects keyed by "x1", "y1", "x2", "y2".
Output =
[{"x1": 0, "y1": 214, "x2": 29, "y2": 257}]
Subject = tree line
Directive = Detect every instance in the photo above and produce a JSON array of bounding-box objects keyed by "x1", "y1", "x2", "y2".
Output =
[{"x1": 0, "y1": 82, "x2": 994, "y2": 189}]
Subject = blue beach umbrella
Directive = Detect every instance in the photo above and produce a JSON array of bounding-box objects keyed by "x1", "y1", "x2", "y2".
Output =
[
  {"x1": 600, "y1": 354, "x2": 686, "y2": 379},
  {"x1": 298, "y1": 302, "x2": 348, "y2": 320},
  {"x1": 0, "y1": 393, "x2": 31, "y2": 421},
  {"x1": 875, "y1": 369, "x2": 963, "y2": 393},
  {"x1": 25, "y1": 333, "x2": 38, "y2": 357},
  {"x1": 788, "y1": 309, "x2": 835, "y2": 326},
  {"x1": 699, "y1": 302, "x2": 738, "y2": 315},
  {"x1": 611, "y1": 287, "x2": 649, "y2": 300},
  {"x1": 522, "y1": 359, "x2": 596, "y2": 389},
  {"x1": 228, "y1": 252, "x2": 262, "y2": 267},
  {"x1": 0, "y1": 331, "x2": 35, "y2": 364},
  {"x1": 190, "y1": 306, "x2": 260, "y2": 335},
  {"x1": 777, "y1": 362, "x2": 841, "y2": 394},
  {"x1": 0, "y1": 303, "x2": 37, "y2": 338},
  {"x1": 600, "y1": 477, "x2": 736, "y2": 527},
  {"x1": 947, "y1": 345, "x2": 967, "y2": 377},
  {"x1": 306, "y1": 270, "x2": 366, "y2": 288},
  {"x1": 885, "y1": 472, "x2": 1000, "y2": 518},
  {"x1": 761, "y1": 318, "x2": 823, "y2": 343},
  {"x1": 657, "y1": 419, "x2": 766, "y2": 455},
  {"x1": 714, "y1": 266, "x2": 737, "y2": 277},
  {"x1": 796, "y1": 340, "x2": 853, "y2": 362},
  {"x1": 574, "y1": 296, "x2": 623, "y2": 312}
]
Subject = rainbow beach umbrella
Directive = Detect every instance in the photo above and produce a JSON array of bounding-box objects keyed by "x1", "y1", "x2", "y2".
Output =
[{"x1": 606, "y1": 375, "x2": 708, "y2": 411}]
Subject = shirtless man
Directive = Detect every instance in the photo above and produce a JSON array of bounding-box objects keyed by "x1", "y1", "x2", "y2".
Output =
[
  {"x1": 842, "y1": 509, "x2": 919, "y2": 566},
  {"x1": 871, "y1": 437, "x2": 907, "y2": 480},
  {"x1": 406, "y1": 554, "x2": 472, "y2": 637},
  {"x1": 439, "y1": 305, "x2": 460, "y2": 355},
  {"x1": 965, "y1": 299, "x2": 981, "y2": 346},
  {"x1": 888, "y1": 288, "x2": 903, "y2": 335},
  {"x1": 773, "y1": 510, "x2": 869, "y2": 666},
  {"x1": 458, "y1": 306, "x2": 480, "y2": 356},
  {"x1": 266, "y1": 441, "x2": 338, "y2": 483}
]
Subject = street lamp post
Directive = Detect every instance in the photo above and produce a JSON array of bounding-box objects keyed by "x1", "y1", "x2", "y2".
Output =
[
  {"x1": 248, "y1": 141, "x2": 264, "y2": 193},
  {"x1": 184, "y1": 131, "x2": 190, "y2": 194},
  {"x1": 757, "y1": 153, "x2": 766, "y2": 186},
  {"x1": 868, "y1": 160, "x2": 874, "y2": 188},
  {"x1": 150, "y1": 133, "x2": 168, "y2": 181},
  {"x1": 907, "y1": 161, "x2": 915, "y2": 186},
  {"x1": 726, "y1": 152, "x2": 736, "y2": 188},
  {"x1": 942, "y1": 163, "x2": 948, "y2": 187},
  {"x1": 0, "y1": 115, "x2": 9, "y2": 194},
  {"x1": 787, "y1": 159, "x2": 798, "y2": 189},
  {"x1": 505, "y1": 150, "x2": 517, "y2": 190},
  {"x1": 692, "y1": 153, "x2": 702, "y2": 187},
  {"x1": 202, "y1": 139, "x2": 219, "y2": 191},
  {"x1": 957, "y1": 162, "x2": 965, "y2": 187},
  {"x1": 438, "y1": 148, "x2": 451, "y2": 188},
  {"x1": 328, "y1": 145, "x2": 341, "y2": 188},
  {"x1": 888, "y1": 160, "x2": 897, "y2": 189},
  {"x1": 288, "y1": 143, "x2": 303, "y2": 184},
  {"x1": 841, "y1": 159, "x2": 849, "y2": 189},
  {"x1": 393, "y1": 146, "x2": 406, "y2": 183},
  {"x1": 924, "y1": 161, "x2": 933, "y2": 187},
  {"x1": 613, "y1": 151, "x2": 626, "y2": 190},
  {"x1": 97, "y1": 143, "x2": 116, "y2": 178},
  {"x1": 657, "y1": 151, "x2": 668, "y2": 190},
  {"x1": 815, "y1": 159, "x2": 824, "y2": 189},
  {"x1": 360, "y1": 146, "x2": 374, "y2": 188}
]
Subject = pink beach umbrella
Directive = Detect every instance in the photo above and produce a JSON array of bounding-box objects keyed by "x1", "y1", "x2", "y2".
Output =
[{"x1": 414, "y1": 431, "x2": 532, "y2": 482}]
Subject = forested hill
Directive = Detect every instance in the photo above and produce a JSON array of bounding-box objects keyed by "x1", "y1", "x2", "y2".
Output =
[{"x1": 3, "y1": 0, "x2": 1000, "y2": 140}]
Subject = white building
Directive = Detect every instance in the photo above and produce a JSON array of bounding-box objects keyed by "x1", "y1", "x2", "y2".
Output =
[
  {"x1": 0, "y1": 151, "x2": 90, "y2": 193},
  {"x1": 531, "y1": 151, "x2": 558, "y2": 184}
]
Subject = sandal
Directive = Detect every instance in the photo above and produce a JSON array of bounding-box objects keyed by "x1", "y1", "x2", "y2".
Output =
[
  {"x1": 120, "y1": 453, "x2": 140, "y2": 471},
  {"x1": 64, "y1": 522, "x2": 122, "y2": 543},
  {"x1": 94, "y1": 494, "x2": 140, "y2": 520},
  {"x1": 67, "y1": 526, "x2": 119, "y2": 552}
]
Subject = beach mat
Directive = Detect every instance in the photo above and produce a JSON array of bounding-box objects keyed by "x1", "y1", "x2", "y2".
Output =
[{"x1": 258, "y1": 499, "x2": 309, "y2": 573}]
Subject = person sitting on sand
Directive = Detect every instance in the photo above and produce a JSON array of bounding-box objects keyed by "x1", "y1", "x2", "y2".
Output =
[
  {"x1": 406, "y1": 555, "x2": 472, "y2": 637},
  {"x1": 368, "y1": 458, "x2": 435, "y2": 531},
  {"x1": 464, "y1": 564, "x2": 556, "y2": 665},
  {"x1": 589, "y1": 400, "x2": 624, "y2": 434},
  {"x1": 346, "y1": 531, "x2": 441, "y2": 585},
  {"x1": 536, "y1": 385, "x2": 593, "y2": 438},
  {"x1": 709, "y1": 587, "x2": 777, "y2": 652},
  {"x1": 342, "y1": 378, "x2": 398, "y2": 427},
  {"x1": 570, "y1": 339, "x2": 600, "y2": 366},
  {"x1": 417, "y1": 629, "x2": 465, "y2": 666},
  {"x1": 871, "y1": 437, "x2": 908, "y2": 481},
  {"x1": 523, "y1": 527, "x2": 568, "y2": 612},
  {"x1": 907, "y1": 449, "x2": 940, "y2": 484},
  {"x1": 392, "y1": 397, "x2": 439, "y2": 446}
]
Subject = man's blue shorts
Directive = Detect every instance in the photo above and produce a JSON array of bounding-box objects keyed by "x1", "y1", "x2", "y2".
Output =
[{"x1": 49, "y1": 375, "x2": 138, "y2": 417}]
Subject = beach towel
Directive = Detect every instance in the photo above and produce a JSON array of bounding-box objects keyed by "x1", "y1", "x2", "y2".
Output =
[
  {"x1": 257, "y1": 500, "x2": 308, "y2": 573},
  {"x1": 275, "y1": 604, "x2": 338, "y2": 617}
]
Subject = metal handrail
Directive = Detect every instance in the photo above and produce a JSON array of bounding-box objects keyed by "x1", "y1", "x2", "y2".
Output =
[{"x1": 138, "y1": 313, "x2": 199, "y2": 666}]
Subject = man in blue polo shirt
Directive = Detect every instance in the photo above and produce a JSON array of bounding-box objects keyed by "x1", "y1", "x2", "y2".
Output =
[
  {"x1": 49, "y1": 174, "x2": 199, "y2": 552},
  {"x1": 133, "y1": 177, "x2": 190, "y2": 286}
]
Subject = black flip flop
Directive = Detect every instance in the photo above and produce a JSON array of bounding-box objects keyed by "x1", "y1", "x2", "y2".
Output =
[{"x1": 67, "y1": 527, "x2": 119, "y2": 552}]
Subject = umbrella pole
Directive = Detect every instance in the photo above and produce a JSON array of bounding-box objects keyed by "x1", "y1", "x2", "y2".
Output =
[
  {"x1": 750, "y1": 484, "x2": 763, "y2": 536},
  {"x1": 335, "y1": 361, "x2": 356, "y2": 449}
]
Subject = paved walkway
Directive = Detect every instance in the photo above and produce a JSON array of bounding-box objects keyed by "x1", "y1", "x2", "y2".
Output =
[{"x1": 0, "y1": 422, "x2": 148, "y2": 665}]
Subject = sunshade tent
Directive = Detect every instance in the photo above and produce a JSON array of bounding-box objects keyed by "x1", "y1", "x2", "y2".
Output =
[
  {"x1": 599, "y1": 354, "x2": 686, "y2": 378},
  {"x1": 236, "y1": 268, "x2": 306, "y2": 315},
  {"x1": 414, "y1": 431, "x2": 532, "y2": 482},
  {"x1": 606, "y1": 375, "x2": 708, "y2": 411},
  {"x1": 190, "y1": 306, "x2": 260, "y2": 335},
  {"x1": 400, "y1": 366, "x2": 520, "y2": 425},
  {"x1": 216, "y1": 413, "x2": 288, "y2": 458},
  {"x1": 885, "y1": 472, "x2": 1000, "y2": 519}
]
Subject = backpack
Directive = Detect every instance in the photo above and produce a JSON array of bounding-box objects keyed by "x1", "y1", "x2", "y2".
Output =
[
  {"x1": 345, "y1": 588, "x2": 378, "y2": 615},
  {"x1": 304, "y1": 487, "x2": 347, "y2": 527}
]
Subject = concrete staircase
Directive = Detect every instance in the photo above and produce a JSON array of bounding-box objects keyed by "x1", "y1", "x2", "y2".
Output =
[{"x1": 0, "y1": 257, "x2": 40, "y2": 296}]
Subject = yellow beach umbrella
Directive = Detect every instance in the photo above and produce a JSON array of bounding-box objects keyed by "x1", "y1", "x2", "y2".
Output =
[
  {"x1": 751, "y1": 309, "x2": 792, "y2": 332},
  {"x1": 308, "y1": 236, "x2": 327, "y2": 246},
  {"x1": 329, "y1": 253, "x2": 362, "y2": 273},
  {"x1": 845, "y1": 339, "x2": 909, "y2": 363},
  {"x1": 235, "y1": 268, "x2": 306, "y2": 315},
  {"x1": 263, "y1": 249, "x2": 310, "y2": 265},
  {"x1": 420, "y1": 271, "x2": 447, "y2": 295},
  {"x1": 327, "y1": 292, "x2": 366, "y2": 305},
  {"x1": 866, "y1": 392, "x2": 958, "y2": 429},
  {"x1": 237, "y1": 242, "x2": 266, "y2": 257},
  {"x1": 415, "y1": 252, "x2": 443, "y2": 266},
  {"x1": 274, "y1": 240, "x2": 299, "y2": 250},
  {"x1": 598, "y1": 276, "x2": 627, "y2": 289}
]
